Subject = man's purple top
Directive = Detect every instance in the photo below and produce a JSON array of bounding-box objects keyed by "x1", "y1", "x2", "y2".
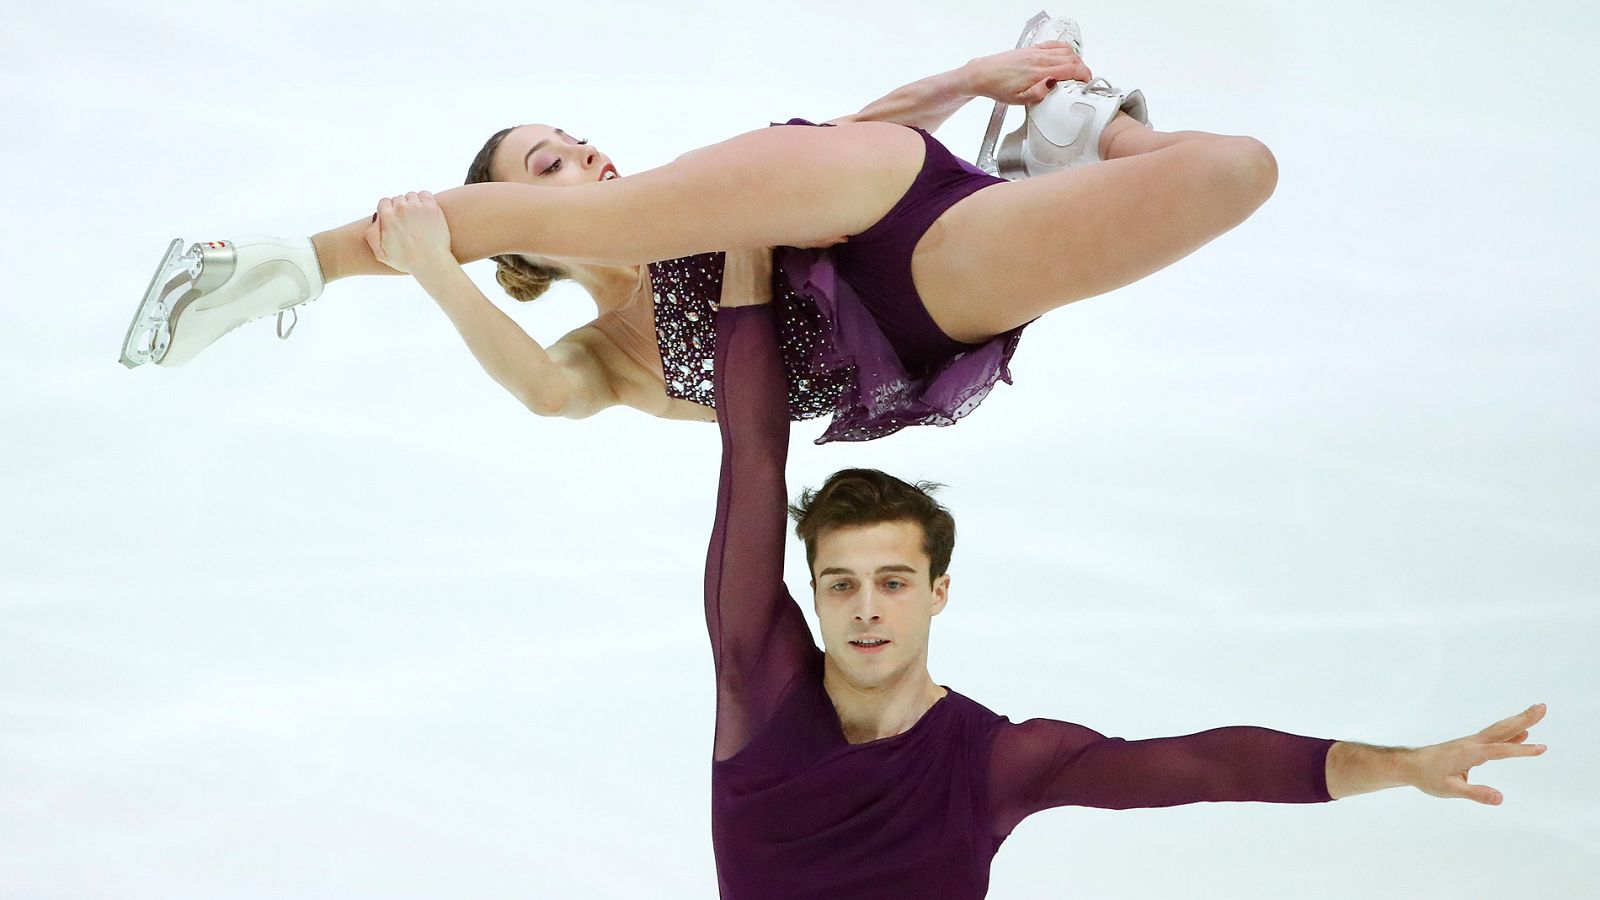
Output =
[{"x1": 705, "y1": 305, "x2": 1337, "y2": 900}]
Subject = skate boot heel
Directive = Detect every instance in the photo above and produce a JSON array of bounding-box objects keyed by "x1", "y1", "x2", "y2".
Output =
[
  {"x1": 119, "y1": 236, "x2": 324, "y2": 368},
  {"x1": 190, "y1": 241, "x2": 237, "y2": 296},
  {"x1": 1013, "y1": 79, "x2": 1150, "y2": 176}
]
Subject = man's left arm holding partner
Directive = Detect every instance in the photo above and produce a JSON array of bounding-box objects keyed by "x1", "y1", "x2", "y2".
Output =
[{"x1": 705, "y1": 249, "x2": 817, "y2": 763}]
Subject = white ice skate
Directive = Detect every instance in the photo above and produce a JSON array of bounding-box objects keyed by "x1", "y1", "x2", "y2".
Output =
[
  {"x1": 976, "y1": 12, "x2": 1151, "y2": 180},
  {"x1": 120, "y1": 236, "x2": 324, "y2": 368}
]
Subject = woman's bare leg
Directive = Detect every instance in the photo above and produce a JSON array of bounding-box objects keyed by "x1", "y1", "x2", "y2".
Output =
[
  {"x1": 311, "y1": 123, "x2": 925, "y2": 282},
  {"x1": 912, "y1": 116, "x2": 1277, "y2": 342},
  {"x1": 1100, "y1": 111, "x2": 1222, "y2": 159}
]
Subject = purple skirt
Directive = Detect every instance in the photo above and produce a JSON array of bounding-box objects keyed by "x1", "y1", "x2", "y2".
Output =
[
  {"x1": 650, "y1": 121, "x2": 1023, "y2": 444},
  {"x1": 778, "y1": 248, "x2": 1022, "y2": 443}
]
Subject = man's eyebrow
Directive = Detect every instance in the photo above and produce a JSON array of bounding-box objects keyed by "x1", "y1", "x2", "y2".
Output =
[{"x1": 817, "y1": 564, "x2": 920, "y2": 577}]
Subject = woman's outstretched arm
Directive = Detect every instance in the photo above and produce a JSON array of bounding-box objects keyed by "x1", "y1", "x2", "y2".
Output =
[
  {"x1": 830, "y1": 42, "x2": 1091, "y2": 132},
  {"x1": 370, "y1": 192, "x2": 617, "y2": 419}
]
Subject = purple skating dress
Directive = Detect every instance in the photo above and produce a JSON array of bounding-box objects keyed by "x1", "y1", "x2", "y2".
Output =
[
  {"x1": 650, "y1": 121, "x2": 1023, "y2": 443},
  {"x1": 705, "y1": 304, "x2": 1337, "y2": 899}
]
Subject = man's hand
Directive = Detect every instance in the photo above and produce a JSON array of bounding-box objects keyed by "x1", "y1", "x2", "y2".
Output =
[
  {"x1": 364, "y1": 191, "x2": 456, "y2": 277},
  {"x1": 718, "y1": 247, "x2": 775, "y2": 308},
  {"x1": 961, "y1": 42, "x2": 1093, "y2": 107},
  {"x1": 1327, "y1": 704, "x2": 1548, "y2": 804},
  {"x1": 1403, "y1": 703, "x2": 1549, "y2": 805}
]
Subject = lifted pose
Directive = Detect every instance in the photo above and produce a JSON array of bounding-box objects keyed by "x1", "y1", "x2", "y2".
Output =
[
  {"x1": 123, "y1": 17, "x2": 1259, "y2": 442},
  {"x1": 699, "y1": 290, "x2": 1548, "y2": 898}
]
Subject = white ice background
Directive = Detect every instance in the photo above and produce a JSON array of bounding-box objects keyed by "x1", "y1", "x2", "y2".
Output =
[{"x1": 1, "y1": 1, "x2": 1596, "y2": 897}]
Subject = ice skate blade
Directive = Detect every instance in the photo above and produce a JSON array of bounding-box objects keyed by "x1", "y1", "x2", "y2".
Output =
[{"x1": 120, "y1": 238, "x2": 194, "y2": 369}]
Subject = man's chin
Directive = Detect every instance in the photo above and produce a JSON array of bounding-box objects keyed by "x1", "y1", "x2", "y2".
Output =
[{"x1": 827, "y1": 647, "x2": 897, "y2": 683}]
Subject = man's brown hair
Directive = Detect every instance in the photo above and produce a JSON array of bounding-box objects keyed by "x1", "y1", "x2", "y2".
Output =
[{"x1": 788, "y1": 468, "x2": 956, "y2": 582}]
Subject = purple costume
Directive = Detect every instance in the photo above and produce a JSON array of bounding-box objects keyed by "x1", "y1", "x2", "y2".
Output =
[
  {"x1": 652, "y1": 121, "x2": 1023, "y2": 443},
  {"x1": 706, "y1": 304, "x2": 1337, "y2": 899}
]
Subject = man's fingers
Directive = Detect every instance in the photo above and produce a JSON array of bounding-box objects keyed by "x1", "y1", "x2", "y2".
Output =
[
  {"x1": 1483, "y1": 742, "x2": 1547, "y2": 761},
  {"x1": 1460, "y1": 781, "x2": 1504, "y2": 805},
  {"x1": 1439, "y1": 772, "x2": 1502, "y2": 805},
  {"x1": 1479, "y1": 704, "x2": 1547, "y2": 741}
]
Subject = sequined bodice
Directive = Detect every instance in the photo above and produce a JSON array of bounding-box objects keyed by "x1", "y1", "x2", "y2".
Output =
[{"x1": 648, "y1": 252, "x2": 849, "y2": 421}]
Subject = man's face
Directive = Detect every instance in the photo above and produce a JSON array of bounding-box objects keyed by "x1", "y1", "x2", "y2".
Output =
[{"x1": 811, "y1": 520, "x2": 949, "y2": 689}]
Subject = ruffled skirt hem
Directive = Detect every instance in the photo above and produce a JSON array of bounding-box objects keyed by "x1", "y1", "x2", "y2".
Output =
[{"x1": 779, "y1": 248, "x2": 1024, "y2": 444}]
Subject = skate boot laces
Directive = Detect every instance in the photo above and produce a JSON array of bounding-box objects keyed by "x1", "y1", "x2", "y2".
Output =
[{"x1": 1081, "y1": 77, "x2": 1121, "y2": 96}]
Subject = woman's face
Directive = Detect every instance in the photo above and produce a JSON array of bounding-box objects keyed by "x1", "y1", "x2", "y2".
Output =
[{"x1": 491, "y1": 124, "x2": 619, "y2": 187}]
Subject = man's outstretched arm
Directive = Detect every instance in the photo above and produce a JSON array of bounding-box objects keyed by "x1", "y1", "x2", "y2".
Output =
[
  {"x1": 704, "y1": 250, "x2": 817, "y2": 762},
  {"x1": 989, "y1": 704, "x2": 1549, "y2": 836},
  {"x1": 1326, "y1": 703, "x2": 1548, "y2": 805}
]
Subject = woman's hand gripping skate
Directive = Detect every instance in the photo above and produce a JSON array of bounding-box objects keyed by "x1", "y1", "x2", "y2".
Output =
[
  {"x1": 365, "y1": 191, "x2": 457, "y2": 277},
  {"x1": 963, "y1": 42, "x2": 1092, "y2": 106}
]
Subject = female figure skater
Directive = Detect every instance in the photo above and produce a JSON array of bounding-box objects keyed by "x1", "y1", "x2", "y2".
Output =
[{"x1": 122, "y1": 17, "x2": 1271, "y2": 443}]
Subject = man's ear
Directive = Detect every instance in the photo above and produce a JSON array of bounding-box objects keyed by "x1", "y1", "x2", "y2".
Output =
[{"x1": 930, "y1": 573, "x2": 950, "y2": 616}]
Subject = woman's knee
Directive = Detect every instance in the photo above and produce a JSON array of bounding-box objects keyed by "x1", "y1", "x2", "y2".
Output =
[{"x1": 1216, "y1": 136, "x2": 1278, "y2": 211}]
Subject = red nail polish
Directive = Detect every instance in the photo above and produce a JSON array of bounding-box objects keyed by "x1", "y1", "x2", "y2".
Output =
[{"x1": 1046, "y1": 79, "x2": 1057, "y2": 89}]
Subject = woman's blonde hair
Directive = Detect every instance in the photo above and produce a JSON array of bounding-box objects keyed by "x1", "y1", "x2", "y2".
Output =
[{"x1": 464, "y1": 125, "x2": 570, "y2": 302}]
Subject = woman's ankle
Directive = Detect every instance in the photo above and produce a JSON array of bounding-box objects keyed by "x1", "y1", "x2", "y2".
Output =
[{"x1": 311, "y1": 218, "x2": 387, "y2": 282}]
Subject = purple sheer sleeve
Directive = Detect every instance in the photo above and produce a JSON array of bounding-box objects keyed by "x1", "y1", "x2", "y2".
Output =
[
  {"x1": 988, "y1": 718, "x2": 1336, "y2": 838},
  {"x1": 706, "y1": 304, "x2": 819, "y2": 762}
]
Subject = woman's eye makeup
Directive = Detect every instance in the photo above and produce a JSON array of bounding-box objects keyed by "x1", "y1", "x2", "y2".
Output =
[{"x1": 530, "y1": 134, "x2": 590, "y2": 175}]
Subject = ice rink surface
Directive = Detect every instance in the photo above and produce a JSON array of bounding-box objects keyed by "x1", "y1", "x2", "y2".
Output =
[{"x1": 2, "y1": 0, "x2": 1596, "y2": 896}]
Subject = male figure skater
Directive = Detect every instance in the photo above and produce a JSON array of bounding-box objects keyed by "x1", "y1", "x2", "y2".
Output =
[{"x1": 703, "y1": 286, "x2": 1547, "y2": 899}]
